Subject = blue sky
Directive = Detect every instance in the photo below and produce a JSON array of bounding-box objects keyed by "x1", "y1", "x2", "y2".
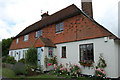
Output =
[{"x1": 0, "y1": 0, "x2": 119, "y2": 41}]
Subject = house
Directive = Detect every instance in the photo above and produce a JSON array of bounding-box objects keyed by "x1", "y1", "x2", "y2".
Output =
[{"x1": 9, "y1": 0, "x2": 120, "y2": 78}]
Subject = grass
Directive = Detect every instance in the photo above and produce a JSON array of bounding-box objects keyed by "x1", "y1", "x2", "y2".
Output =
[{"x1": 2, "y1": 68, "x2": 16, "y2": 78}]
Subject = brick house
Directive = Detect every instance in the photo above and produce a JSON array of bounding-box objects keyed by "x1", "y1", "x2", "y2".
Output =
[{"x1": 9, "y1": 0, "x2": 120, "y2": 78}]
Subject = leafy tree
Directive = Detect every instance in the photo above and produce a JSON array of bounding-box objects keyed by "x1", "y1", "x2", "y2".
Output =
[
  {"x1": 2, "y1": 38, "x2": 13, "y2": 56},
  {"x1": 25, "y1": 47, "x2": 37, "y2": 66}
]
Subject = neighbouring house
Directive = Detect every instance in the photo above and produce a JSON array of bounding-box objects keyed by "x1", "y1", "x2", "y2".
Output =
[{"x1": 9, "y1": 0, "x2": 120, "y2": 78}]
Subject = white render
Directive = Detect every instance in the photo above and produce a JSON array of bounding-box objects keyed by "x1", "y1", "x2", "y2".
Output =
[
  {"x1": 9, "y1": 37, "x2": 120, "y2": 78},
  {"x1": 56, "y1": 37, "x2": 120, "y2": 78},
  {"x1": 9, "y1": 48, "x2": 28, "y2": 61}
]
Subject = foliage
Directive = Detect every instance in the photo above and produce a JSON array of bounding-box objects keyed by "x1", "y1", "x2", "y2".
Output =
[
  {"x1": 53, "y1": 63, "x2": 81, "y2": 78},
  {"x1": 12, "y1": 62, "x2": 26, "y2": 75},
  {"x1": 95, "y1": 54, "x2": 107, "y2": 78},
  {"x1": 2, "y1": 37, "x2": 13, "y2": 57},
  {"x1": 79, "y1": 60, "x2": 94, "y2": 68},
  {"x1": 3, "y1": 56, "x2": 16, "y2": 64},
  {"x1": 69, "y1": 64, "x2": 81, "y2": 77},
  {"x1": 95, "y1": 68, "x2": 106, "y2": 77},
  {"x1": 18, "y1": 58, "x2": 25, "y2": 63},
  {"x1": 2, "y1": 68, "x2": 16, "y2": 78},
  {"x1": 25, "y1": 47, "x2": 37, "y2": 66},
  {"x1": 97, "y1": 54, "x2": 107, "y2": 68},
  {"x1": 44, "y1": 56, "x2": 49, "y2": 68},
  {"x1": 44, "y1": 55, "x2": 57, "y2": 68},
  {"x1": 49, "y1": 56, "x2": 57, "y2": 65}
]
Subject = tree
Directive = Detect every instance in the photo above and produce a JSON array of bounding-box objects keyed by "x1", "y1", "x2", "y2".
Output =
[
  {"x1": 2, "y1": 38, "x2": 13, "y2": 57},
  {"x1": 25, "y1": 47, "x2": 37, "y2": 66}
]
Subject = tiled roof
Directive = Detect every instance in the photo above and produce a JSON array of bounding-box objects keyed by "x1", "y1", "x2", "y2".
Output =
[
  {"x1": 15, "y1": 4, "x2": 81, "y2": 38},
  {"x1": 34, "y1": 37, "x2": 56, "y2": 47}
]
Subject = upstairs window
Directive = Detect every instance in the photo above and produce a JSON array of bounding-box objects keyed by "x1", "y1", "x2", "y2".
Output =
[
  {"x1": 36, "y1": 30, "x2": 42, "y2": 38},
  {"x1": 16, "y1": 38, "x2": 19, "y2": 44},
  {"x1": 24, "y1": 35, "x2": 28, "y2": 41},
  {"x1": 61, "y1": 46, "x2": 66, "y2": 58},
  {"x1": 79, "y1": 43, "x2": 94, "y2": 61},
  {"x1": 48, "y1": 47, "x2": 53, "y2": 57},
  {"x1": 56, "y1": 22, "x2": 64, "y2": 33}
]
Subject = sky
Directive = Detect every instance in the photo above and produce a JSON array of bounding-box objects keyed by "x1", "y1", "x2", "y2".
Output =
[{"x1": 0, "y1": 0, "x2": 119, "y2": 41}]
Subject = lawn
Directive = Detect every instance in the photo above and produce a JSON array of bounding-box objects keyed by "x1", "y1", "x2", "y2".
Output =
[{"x1": 2, "y1": 68, "x2": 16, "y2": 78}]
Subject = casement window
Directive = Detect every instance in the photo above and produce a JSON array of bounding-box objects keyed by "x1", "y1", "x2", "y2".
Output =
[
  {"x1": 36, "y1": 30, "x2": 42, "y2": 38},
  {"x1": 18, "y1": 51, "x2": 21, "y2": 60},
  {"x1": 48, "y1": 47, "x2": 53, "y2": 57},
  {"x1": 16, "y1": 38, "x2": 19, "y2": 44},
  {"x1": 24, "y1": 35, "x2": 28, "y2": 41},
  {"x1": 56, "y1": 22, "x2": 64, "y2": 33},
  {"x1": 79, "y1": 43, "x2": 94, "y2": 61},
  {"x1": 61, "y1": 46, "x2": 66, "y2": 58},
  {"x1": 14, "y1": 51, "x2": 16, "y2": 57},
  {"x1": 23, "y1": 50, "x2": 25, "y2": 58},
  {"x1": 23, "y1": 50, "x2": 27, "y2": 58},
  {"x1": 10, "y1": 51, "x2": 13, "y2": 56}
]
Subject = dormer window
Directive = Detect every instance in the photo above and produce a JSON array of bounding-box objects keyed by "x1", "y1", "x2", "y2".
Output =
[
  {"x1": 56, "y1": 22, "x2": 64, "y2": 33},
  {"x1": 36, "y1": 30, "x2": 42, "y2": 38},
  {"x1": 24, "y1": 35, "x2": 28, "y2": 41},
  {"x1": 16, "y1": 38, "x2": 19, "y2": 44}
]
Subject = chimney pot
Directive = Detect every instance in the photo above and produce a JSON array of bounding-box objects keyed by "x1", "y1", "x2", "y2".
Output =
[{"x1": 41, "y1": 11, "x2": 49, "y2": 19}]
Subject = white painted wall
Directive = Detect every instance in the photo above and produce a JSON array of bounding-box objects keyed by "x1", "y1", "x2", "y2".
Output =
[
  {"x1": 114, "y1": 40, "x2": 120, "y2": 78},
  {"x1": 56, "y1": 37, "x2": 119, "y2": 78},
  {"x1": 9, "y1": 48, "x2": 28, "y2": 61}
]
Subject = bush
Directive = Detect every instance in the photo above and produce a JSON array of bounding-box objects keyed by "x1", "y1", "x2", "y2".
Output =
[
  {"x1": 25, "y1": 47, "x2": 37, "y2": 66},
  {"x1": 18, "y1": 58, "x2": 25, "y2": 63},
  {"x1": 4, "y1": 56, "x2": 16, "y2": 64},
  {"x1": 12, "y1": 62, "x2": 26, "y2": 75}
]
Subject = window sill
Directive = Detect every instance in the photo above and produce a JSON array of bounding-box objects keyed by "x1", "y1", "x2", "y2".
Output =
[
  {"x1": 56, "y1": 31, "x2": 63, "y2": 34},
  {"x1": 61, "y1": 57, "x2": 66, "y2": 58}
]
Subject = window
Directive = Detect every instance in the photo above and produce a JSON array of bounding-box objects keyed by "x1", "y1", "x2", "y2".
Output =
[
  {"x1": 14, "y1": 51, "x2": 16, "y2": 57},
  {"x1": 61, "y1": 46, "x2": 66, "y2": 58},
  {"x1": 18, "y1": 51, "x2": 21, "y2": 60},
  {"x1": 24, "y1": 35, "x2": 28, "y2": 41},
  {"x1": 16, "y1": 38, "x2": 19, "y2": 44},
  {"x1": 36, "y1": 30, "x2": 42, "y2": 38},
  {"x1": 56, "y1": 22, "x2": 64, "y2": 33},
  {"x1": 10, "y1": 51, "x2": 13, "y2": 56},
  {"x1": 48, "y1": 47, "x2": 53, "y2": 57},
  {"x1": 23, "y1": 50, "x2": 26, "y2": 58},
  {"x1": 79, "y1": 43, "x2": 94, "y2": 61}
]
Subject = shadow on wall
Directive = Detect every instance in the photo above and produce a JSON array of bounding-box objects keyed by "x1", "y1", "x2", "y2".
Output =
[{"x1": 118, "y1": 1, "x2": 120, "y2": 38}]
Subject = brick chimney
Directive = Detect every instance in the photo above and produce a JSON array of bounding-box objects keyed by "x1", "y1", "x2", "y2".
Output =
[
  {"x1": 41, "y1": 11, "x2": 49, "y2": 19},
  {"x1": 81, "y1": 0, "x2": 93, "y2": 18}
]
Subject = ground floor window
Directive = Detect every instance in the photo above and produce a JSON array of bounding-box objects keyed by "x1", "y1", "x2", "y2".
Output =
[
  {"x1": 10, "y1": 51, "x2": 13, "y2": 56},
  {"x1": 61, "y1": 46, "x2": 66, "y2": 58},
  {"x1": 79, "y1": 43, "x2": 94, "y2": 61},
  {"x1": 48, "y1": 47, "x2": 53, "y2": 57}
]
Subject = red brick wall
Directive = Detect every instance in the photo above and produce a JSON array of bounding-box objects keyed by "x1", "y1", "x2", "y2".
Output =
[{"x1": 10, "y1": 14, "x2": 111, "y2": 50}]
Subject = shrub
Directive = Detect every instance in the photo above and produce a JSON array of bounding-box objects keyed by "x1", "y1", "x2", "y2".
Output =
[
  {"x1": 4, "y1": 56, "x2": 16, "y2": 64},
  {"x1": 18, "y1": 58, "x2": 25, "y2": 63},
  {"x1": 25, "y1": 47, "x2": 37, "y2": 66},
  {"x1": 12, "y1": 62, "x2": 26, "y2": 75},
  {"x1": 95, "y1": 68, "x2": 106, "y2": 77}
]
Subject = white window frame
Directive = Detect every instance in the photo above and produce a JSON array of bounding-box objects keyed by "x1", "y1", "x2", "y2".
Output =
[
  {"x1": 48, "y1": 47, "x2": 53, "y2": 57},
  {"x1": 36, "y1": 30, "x2": 42, "y2": 38},
  {"x1": 16, "y1": 38, "x2": 19, "y2": 44},
  {"x1": 56, "y1": 22, "x2": 64, "y2": 33},
  {"x1": 24, "y1": 35, "x2": 28, "y2": 41}
]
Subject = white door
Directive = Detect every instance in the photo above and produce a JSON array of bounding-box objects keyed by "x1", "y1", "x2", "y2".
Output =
[{"x1": 37, "y1": 47, "x2": 43, "y2": 66}]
